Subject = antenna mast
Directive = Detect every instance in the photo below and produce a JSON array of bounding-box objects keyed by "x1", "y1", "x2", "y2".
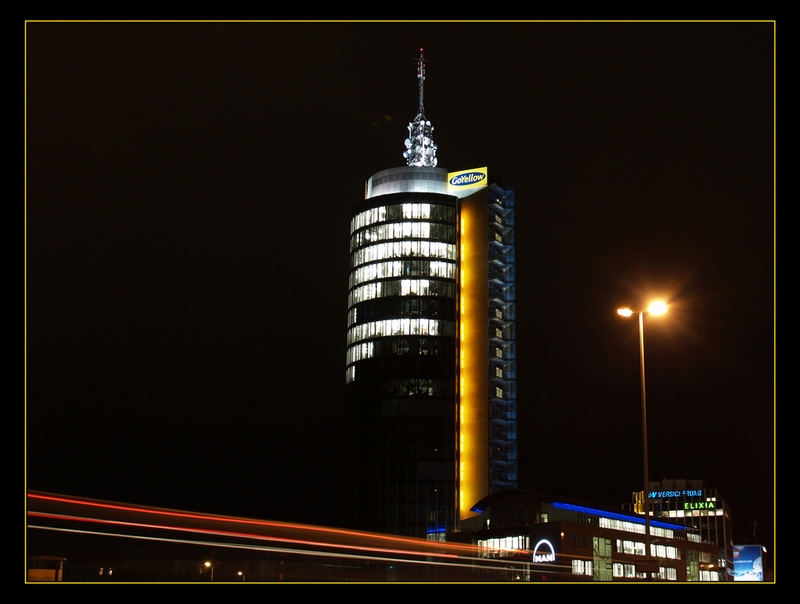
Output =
[{"x1": 403, "y1": 48, "x2": 438, "y2": 167}]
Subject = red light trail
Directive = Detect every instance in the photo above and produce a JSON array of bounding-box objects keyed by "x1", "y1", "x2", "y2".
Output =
[{"x1": 27, "y1": 492, "x2": 557, "y2": 581}]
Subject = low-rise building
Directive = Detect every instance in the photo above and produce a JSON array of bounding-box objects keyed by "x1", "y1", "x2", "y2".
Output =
[
  {"x1": 624, "y1": 479, "x2": 734, "y2": 579},
  {"x1": 452, "y1": 489, "x2": 723, "y2": 582}
]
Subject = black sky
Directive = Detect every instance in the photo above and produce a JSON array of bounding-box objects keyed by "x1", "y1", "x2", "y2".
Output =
[{"x1": 25, "y1": 20, "x2": 774, "y2": 557}]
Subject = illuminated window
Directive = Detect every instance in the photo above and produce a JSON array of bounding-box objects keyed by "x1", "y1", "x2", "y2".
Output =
[
  {"x1": 349, "y1": 260, "x2": 456, "y2": 288},
  {"x1": 348, "y1": 279, "x2": 455, "y2": 306},
  {"x1": 350, "y1": 241, "x2": 457, "y2": 268},
  {"x1": 616, "y1": 539, "x2": 646, "y2": 556},
  {"x1": 346, "y1": 318, "x2": 452, "y2": 346},
  {"x1": 401, "y1": 278, "x2": 430, "y2": 296},
  {"x1": 651, "y1": 544, "x2": 679, "y2": 560},
  {"x1": 351, "y1": 205, "x2": 387, "y2": 232},
  {"x1": 402, "y1": 202, "x2": 431, "y2": 219},
  {"x1": 350, "y1": 221, "x2": 455, "y2": 251},
  {"x1": 477, "y1": 535, "x2": 529, "y2": 557},
  {"x1": 346, "y1": 341, "x2": 375, "y2": 365},
  {"x1": 600, "y1": 516, "x2": 646, "y2": 535},
  {"x1": 650, "y1": 526, "x2": 674, "y2": 539}
]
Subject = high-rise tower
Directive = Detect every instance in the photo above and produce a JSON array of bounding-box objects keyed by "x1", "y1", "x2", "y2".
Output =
[{"x1": 346, "y1": 50, "x2": 516, "y2": 539}]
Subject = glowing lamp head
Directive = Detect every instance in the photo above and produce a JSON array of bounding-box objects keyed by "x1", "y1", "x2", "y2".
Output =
[
  {"x1": 617, "y1": 308, "x2": 634, "y2": 318},
  {"x1": 648, "y1": 301, "x2": 668, "y2": 315}
]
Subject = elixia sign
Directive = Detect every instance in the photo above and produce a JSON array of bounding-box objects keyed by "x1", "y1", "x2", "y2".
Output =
[
  {"x1": 532, "y1": 539, "x2": 556, "y2": 563},
  {"x1": 684, "y1": 501, "x2": 716, "y2": 510}
]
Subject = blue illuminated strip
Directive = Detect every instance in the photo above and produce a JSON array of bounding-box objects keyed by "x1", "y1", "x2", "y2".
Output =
[{"x1": 551, "y1": 501, "x2": 688, "y2": 531}]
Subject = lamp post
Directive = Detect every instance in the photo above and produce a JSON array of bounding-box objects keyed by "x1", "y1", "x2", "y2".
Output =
[
  {"x1": 617, "y1": 300, "x2": 667, "y2": 578},
  {"x1": 203, "y1": 560, "x2": 214, "y2": 581}
]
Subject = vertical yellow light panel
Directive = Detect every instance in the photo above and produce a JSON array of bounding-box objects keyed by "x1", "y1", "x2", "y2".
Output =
[{"x1": 458, "y1": 191, "x2": 489, "y2": 521}]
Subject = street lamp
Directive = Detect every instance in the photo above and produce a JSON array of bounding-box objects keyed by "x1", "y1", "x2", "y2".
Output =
[
  {"x1": 203, "y1": 560, "x2": 214, "y2": 581},
  {"x1": 617, "y1": 300, "x2": 668, "y2": 578}
]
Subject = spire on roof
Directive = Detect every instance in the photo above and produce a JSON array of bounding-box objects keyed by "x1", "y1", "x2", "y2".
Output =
[{"x1": 403, "y1": 49, "x2": 438, "y2": 167}]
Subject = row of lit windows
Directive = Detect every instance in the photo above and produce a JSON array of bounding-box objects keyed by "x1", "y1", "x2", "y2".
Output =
[
  {"x1": 572, "y1": 559, "x2": 593, "y2": 576},
  {"x1": 348, "y1": 278, "x2": 456, "y2": 307},
  {"x1": 346, "y1": 318, "x2": 453, "y2": 346},
  {"x1": 615, "y1": 539, "x2": 680, "y2": 560},
  {"x1": 350, "y1": 222, "x2": 456, "y2": 251},
  {"x1": 612, "y1": 563, "x2": 644, "y2": 579},
  {"x1": 350, "y1": 203, "x2": 457, "y2": 234},
  {"x1": 651, "y1": 543, "x2": 680, "y2": 560},
  {"x1": 598, "y1": 517, "x2": 645, "y2": 534},
  {"x1": 349, "y1": 260, "x2": 456, "y2": 289},
  {"x1": 351, "y1": 205, "x2": 388, "y2": 232},
  {"x1": 616, "y1": 539, "x2": 646, "y2": 556},
  {"x1": 598, "y1": 516, "x2": 674, "y2": 539},
  {"x1": 650, "y1": 526, "x2": 675, "y2": 539},
  {"x1": 477, "y1": 535, "x2": 529, "y2": 555},
  {"x1": 346, "y1": 341, "x2": 375, "y2": 365},
  {"x1": 350, "y1": 240, "x2": 457, "y2": 269},
  {"x1": 583, "y1": 562, "x2": 679, "y2": 581},
  {"x1": 664, "y1": 508, "x2": 725, "y2": 518}
]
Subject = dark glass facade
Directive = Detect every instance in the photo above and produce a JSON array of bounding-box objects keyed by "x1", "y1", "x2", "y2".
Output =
[{"x1": 346, "y1": 191, "x2": 459, "y2": 538}]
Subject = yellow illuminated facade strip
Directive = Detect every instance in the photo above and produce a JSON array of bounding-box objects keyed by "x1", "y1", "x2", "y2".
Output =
[{"x1": 458, "y1": 195, "x2": 489, "y2": 522}]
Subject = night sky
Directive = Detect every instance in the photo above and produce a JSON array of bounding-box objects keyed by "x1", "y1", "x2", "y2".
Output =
[{"x1": 25, "y1": 20, "x2": 774, "y2": 560}]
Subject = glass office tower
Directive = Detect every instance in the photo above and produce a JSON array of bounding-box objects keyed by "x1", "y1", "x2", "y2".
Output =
[
  {"x1": 345, "y1": 51, "x2": 517, "y2": 538},
  {"x1": 347, "y1": 167, "x2": 459, "y2": 538}
]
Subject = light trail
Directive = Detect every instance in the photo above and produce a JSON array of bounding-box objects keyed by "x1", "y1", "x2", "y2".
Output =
[
  {"x1": 27, "y1": 493, "x2": 488, "y2": 555},
  {"x1": 28, "y1": 523, "x2": 538, "y2": 576},
  {"x1": 27, "y1": 511, "x2": 463, "y2": 561},
  {"x1": 27, "y1": 492, "x2": 580, "y2": 580}
]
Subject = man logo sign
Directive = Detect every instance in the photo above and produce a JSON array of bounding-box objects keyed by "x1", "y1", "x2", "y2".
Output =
[{"x1": 532, "y1": 539, "x2": 556, "y2": 563}]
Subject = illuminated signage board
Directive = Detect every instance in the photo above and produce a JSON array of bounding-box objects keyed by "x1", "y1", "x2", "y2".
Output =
[
  {"x1": 447, "y1": 167, "x2": 488, "y2": 197},
  {"x1": 647, "y1": 489, "x2": 704, "y2": 499},
  {"x1": 684, "y1": 501, "x2": 715, "y2": 510},
  {"x1": 733, "y1": 545, "x2": 763, "y2": 581},
  {"x1": 532, "y1": 539, "x2": 556, "y2": 563}
]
